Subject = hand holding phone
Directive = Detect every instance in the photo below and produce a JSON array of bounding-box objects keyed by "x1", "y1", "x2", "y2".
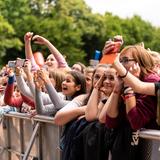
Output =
[
  {"x1": 16, "y1": 59, "x2": 26, "y2": 67},
  {"x1": 112, "y1": 41, "x2": 122, "y2": 53},
  {"x1": 100, "y1": 35, "x2": 123, "y2": 64}
]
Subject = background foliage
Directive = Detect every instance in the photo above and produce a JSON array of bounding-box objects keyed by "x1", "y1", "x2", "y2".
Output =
[{"x1": 0, "y1": 0, "x2": 160, "y2": 66}]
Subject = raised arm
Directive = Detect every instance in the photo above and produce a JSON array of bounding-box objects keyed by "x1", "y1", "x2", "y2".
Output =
[
  {"x1": 85, "y1": 73, "x2": 105, "y2": 121},
  {"x1": 4, "y1": 70, "x2": 23, "y2": 108},
  {"x1": 15, "y1": 67, "x2": 34, "y2": 100},
  {"x1": 24, "y1": 32, "x2": 40, "y2": 71},
  {"x1": 37, "y1": 69, "x2": 69, "y2": 109},
  {"x1": 32, "y1": 35, "x2": 69, "y2": 68},
  {"x1": 99, "y1": 77, "x2": 123, "y2": 127},
  {"x1": 34, "y1": 82, "x2": 57, "y2": 116},
  {"x1": 113, "y1": 54, "x2": 155, "y2": 95}
]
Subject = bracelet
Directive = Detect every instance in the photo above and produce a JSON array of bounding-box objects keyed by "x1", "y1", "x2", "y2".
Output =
[
  {"x1": 122, "y1": 93, "x2": 135, "y2": 101},
  {"x1": 119, "y1": 70, "x2": 128, "y2": 78},
  {"x1": 123, "y1": 92, "x2": 134, "y2": 96},
  {"x1": 123, "y1": 87, "x2": 134, "y2": 94}
]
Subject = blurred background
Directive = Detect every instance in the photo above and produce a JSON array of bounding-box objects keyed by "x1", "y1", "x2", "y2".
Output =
[{"x1": 0, "y1": 0, "x2": 160, "y2": 66}]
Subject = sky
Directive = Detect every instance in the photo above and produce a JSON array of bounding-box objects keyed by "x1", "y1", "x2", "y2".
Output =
[{"x1": 84, "y1": 0, "x2": 160, "y2": 27}]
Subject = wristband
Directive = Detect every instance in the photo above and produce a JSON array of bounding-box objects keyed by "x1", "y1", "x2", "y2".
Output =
[
  {"x1": 122, "y1": 93, "x2": 135, "y2": 101},
  {"x1": 119, "y1": 70, "x2": 128, "y2": 78},
  {"x1": 124, "y1": 87, "x2": 134, "y2": 94}
]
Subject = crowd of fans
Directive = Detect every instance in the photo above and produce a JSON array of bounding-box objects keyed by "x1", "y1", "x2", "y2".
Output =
[{"x1": 0, "y1": 32, "x2": 160, "y2": 160}]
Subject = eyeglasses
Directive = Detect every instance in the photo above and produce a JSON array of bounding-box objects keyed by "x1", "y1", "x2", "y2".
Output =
[{"x1": 119, "y1": 57, "x2": 135, "y2": 64}]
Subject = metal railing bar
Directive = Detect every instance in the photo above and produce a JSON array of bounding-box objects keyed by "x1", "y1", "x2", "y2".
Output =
[
  {"x1": 4, "y1": 112, "x2": 55, "y2": 124},
  {"x1": 7, "y1": 148, "x2": 36, "y2": 159},
  {"x1": 22, "y1": 122, "x2": 40, "y2": 160},
  {"x1": 6, "y1": 117, "x2": 11, "y2": 160},
  {"x1": 19, "y1": 119, "x2": 24, "y2": 160},
  {"x1": 139, "y1": 129, "x2": 160, "y2": 140}
]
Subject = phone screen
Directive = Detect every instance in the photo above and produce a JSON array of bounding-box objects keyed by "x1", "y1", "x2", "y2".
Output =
[{"x1": 8, "y1": 61, "x2": 16, "y2": 68}]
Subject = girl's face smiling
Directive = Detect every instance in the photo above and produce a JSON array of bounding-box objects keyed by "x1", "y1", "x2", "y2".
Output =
[
  {"x1": 102, "y1": 68, "x2": 117, "y2": 96},
  {"x1": 62, "y1": 74, "x2": 80, "y2": 97},
  {"x1": 93, "y1": 67, "x2": 107, "y2": 87},
  {"x1": 45, "y1": 54, "x2": 58, "y2": 69}
]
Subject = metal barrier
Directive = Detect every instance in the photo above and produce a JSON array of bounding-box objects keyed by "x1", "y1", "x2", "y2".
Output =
[
  {"x1": 139, "y1": 129, "x2": 160, "y2": 160},
  {"x1": 0, "y1": 112, "x2": 160, "y2": 160},
  {"x1": 0, "y1": 112, "x2": 61, "y2": 160}
]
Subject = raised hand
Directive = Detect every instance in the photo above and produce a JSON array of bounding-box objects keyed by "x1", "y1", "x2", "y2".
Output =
[
  {"x1": 15, "y1": 66, "x2": 22, "y2": 76},
  {"x1": 94, "y1": 72, "x2": 106, "y2": 90},
  {"x1": 113, "y1": 35, "x2": 123, "y2": 44},
  {"x1": 8, "y1": 68, "x2": 14, "y2": 77},
  {"x1": 37, "y1": 69, "x2": 50, "y2": 83},
  {"x1": 129, "y1": 63, "x2": 140, "y2": 77},
  {"x1": 32, "y1": 35, "x2": 48, "y2": 45},
  {"x1": 102, "y1": 35, "x2": 123, "y2": 55},
  {"x1": 34, "y1": 71, "x2": 43, "y2": 90},
  {"x1": 102, "y1": 40, "x2": 115, "y2": 55},
  {"x1": 24, "y1": 32, "x2": 33, "y2": 42}
]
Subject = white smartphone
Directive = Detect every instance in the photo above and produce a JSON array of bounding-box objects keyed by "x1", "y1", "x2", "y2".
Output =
[{"x1": 8, "y1": 61, "x2": 16, "y2": 68}]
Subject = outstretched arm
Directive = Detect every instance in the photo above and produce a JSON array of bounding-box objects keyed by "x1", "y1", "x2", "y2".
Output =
[
  {"x1": 37, "y1": 69, "x2": 69, "y2": 108},
  {"x1": 4, "y1": 70, "x2": 23, "y2": 108},
  {"x1": 24, "y1": 32, "x2": 40, "y2": 71},
  {"x1": 35, "y1": 87, "x2": 57, "y2": 116},
  {"x1": 113, "y1": 54, "x2": 155, "y2": 95},
  {"x1": 32, "y1": 35, "x2": 69, "y2": 68},
  {"x1": 15, "y1": 67, "x2": 34, "y2": 100}
]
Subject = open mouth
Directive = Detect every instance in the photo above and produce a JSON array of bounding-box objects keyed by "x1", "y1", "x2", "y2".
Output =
[
  {"x1": 46, "y1": 63, "x2": 53, "y2": 67},
  {"x1": 62, "y1": 86, "x2": 68, "y2": 91}
]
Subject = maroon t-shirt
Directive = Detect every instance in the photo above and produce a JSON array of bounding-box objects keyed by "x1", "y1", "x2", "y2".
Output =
[{"x1": 105, "y1": 73, "x2": 160, "y2": 130}]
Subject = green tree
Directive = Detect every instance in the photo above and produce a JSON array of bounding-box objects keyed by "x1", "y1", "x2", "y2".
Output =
[
  {"x1": 1, "y1": 0, "x2": 160, "y2": 66},
  {"x1": 0, "y1": 15, "x2": 22, "y2": 64}
]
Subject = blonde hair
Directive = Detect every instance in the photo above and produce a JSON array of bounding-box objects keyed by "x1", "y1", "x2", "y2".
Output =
[
  {"x1": 49, "y1": 69, "x2": 66, "y2": 92},
  {"x1": 149, "y1": 51, "x2": 160, "y2": 65},
  {"x1": 84, "y1": 66, "x2": 95, "y2": 74}
]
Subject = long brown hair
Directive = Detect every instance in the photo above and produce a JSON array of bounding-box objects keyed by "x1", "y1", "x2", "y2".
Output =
[{"x1": 120, "y1": 45, "x2": 155, "y2": 79}]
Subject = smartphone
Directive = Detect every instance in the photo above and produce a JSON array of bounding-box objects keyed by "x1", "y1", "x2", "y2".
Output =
[
  {"x1": 16, "y1": 59, "x2": 26, "y2": 67},
  {"x1": 8, "y1": 61, "x2": 16, "y2": 68},
  {"x1": 112, "y1": 41, "x2": 122, "y2": 53},
  {"x1": 100, "y1": 53, "x2": 117, "y2": 64}
]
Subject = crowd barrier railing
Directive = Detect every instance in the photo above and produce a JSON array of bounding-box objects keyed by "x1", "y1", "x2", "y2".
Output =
[
  {"x1": 0, "y1": 112, "x2": 62, "y2": 160},
  {"x1": 0, "y1": 112, "x2": 160, "y2": 160}
]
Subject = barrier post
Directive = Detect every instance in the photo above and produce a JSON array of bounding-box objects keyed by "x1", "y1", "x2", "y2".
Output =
[{"x1": 22, "y1": 122, "x2": 40, "y2": 160}]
